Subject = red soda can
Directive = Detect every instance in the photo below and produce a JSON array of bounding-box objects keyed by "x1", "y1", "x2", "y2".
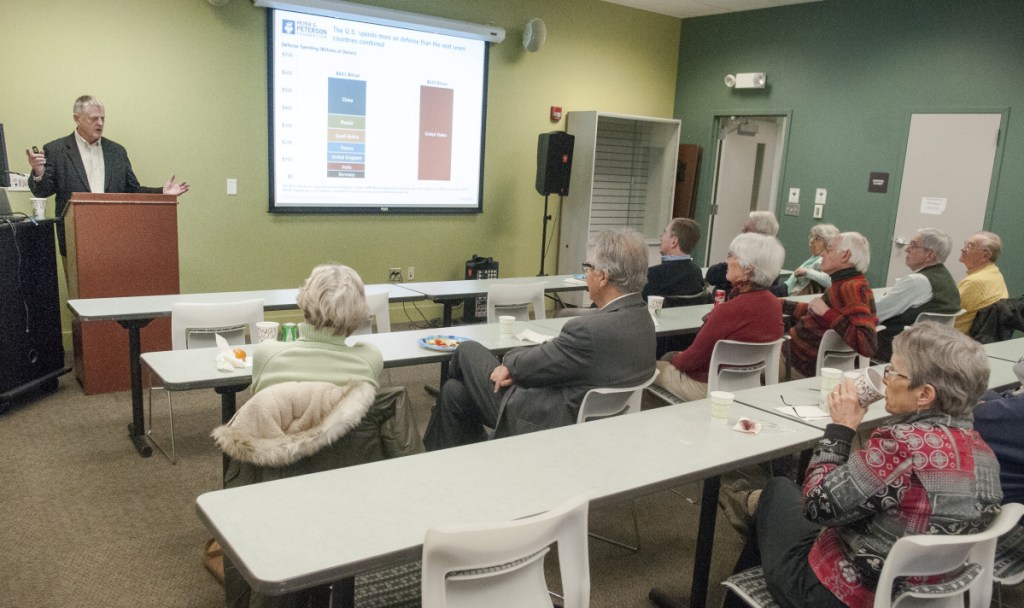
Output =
[{"x1": 714, "y1": 289, "x2": 726, "y2": 306}]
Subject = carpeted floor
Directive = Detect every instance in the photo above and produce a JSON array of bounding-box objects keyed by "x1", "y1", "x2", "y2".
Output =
[{"x1": 2, "y1": 356, "x2": 1019, "y2": 607}]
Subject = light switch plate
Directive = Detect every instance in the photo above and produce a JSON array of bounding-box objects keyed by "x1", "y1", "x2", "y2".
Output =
[
  {"x1": 813, "y1": 204, "x2": 824, "y2": 219},
  {"x1": 788, "y1": 187, "x2": 800, "y2": 203},
  {"x1": 815, "y1": 188, "x2": 827, "y2": 204},
  {"x1": 227, "y1": 179, "x2": 238, "y2": 196}
]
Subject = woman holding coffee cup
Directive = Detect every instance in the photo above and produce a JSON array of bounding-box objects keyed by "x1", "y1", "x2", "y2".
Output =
[{"x1": 725, "y1": 322, "x2": 1003, "y2": 608}]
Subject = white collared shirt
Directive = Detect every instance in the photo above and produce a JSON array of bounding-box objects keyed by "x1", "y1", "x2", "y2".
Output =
[{"x1": 74, "y1": 131, "x2": 105, "y2": 193}]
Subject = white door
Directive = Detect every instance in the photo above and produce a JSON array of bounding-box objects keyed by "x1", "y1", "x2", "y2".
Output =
[
  {"x1": 706, "y1": 116, "x2": 785, "y2": 263},
  {"x1": 886, "y1": 113, "x2": 1002, "y2": 285}
]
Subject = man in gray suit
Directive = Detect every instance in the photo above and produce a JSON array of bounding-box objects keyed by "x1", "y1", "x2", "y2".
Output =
[
  {"x1": 25, "y1": 95, "x2": 189, "y2": 256},
  {"x1": 423, "y1": 228, "x2": 657, "y2": 450}
]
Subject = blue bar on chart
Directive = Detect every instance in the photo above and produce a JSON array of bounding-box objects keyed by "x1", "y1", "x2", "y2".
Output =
[{"x1": 327, "y1": 78, "x2": 367, "y2": 178}]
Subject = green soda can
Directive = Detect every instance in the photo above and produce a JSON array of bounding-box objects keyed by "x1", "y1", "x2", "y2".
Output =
[{"x1": 281, "y1": 322, "x2": 299, "y2": 342}]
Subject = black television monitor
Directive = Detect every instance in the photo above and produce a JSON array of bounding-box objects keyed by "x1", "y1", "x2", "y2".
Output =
[{"x1": 0, "y1": 124, "x2": 10, "y2": 188}]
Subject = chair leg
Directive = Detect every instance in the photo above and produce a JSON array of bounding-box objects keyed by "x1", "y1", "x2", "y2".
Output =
[
  {"x1": 145, "y1": 366, "x2": 178, "y2": 464},
  {"x1": 589, "y1": 500, "x2": 640, "y2": 552}
]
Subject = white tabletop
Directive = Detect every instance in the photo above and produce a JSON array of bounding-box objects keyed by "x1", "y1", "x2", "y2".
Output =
[
  {"x1": 730, "y1": 368, "x2": 894, "y2": 431},
  {"x1": 140, "y1": 320, "x2": 541, "y2": 390},
  {"x1": 397, "y1": 274, "x2": 585, "y2": 300},
  {"x1": 984, "y1": 338, "x2": 1024, "y2": 363},
  {"x1": 68, "y1": 283, "x2": 424, "y2": 322},
  {"x1": 196, "y1": 398, "x2": 820, "y2": 595},
  {"x1": 988, "y1": 357, "x2": 1021, "y2": 391}
]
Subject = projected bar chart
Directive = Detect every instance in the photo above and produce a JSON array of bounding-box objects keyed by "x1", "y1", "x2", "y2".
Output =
[
  {"x1": 418, "y1": 85, "x2": 453, "y2": 181},
  {"x1": 327, "y1": 78, "x2": 366, "y2": 178}
]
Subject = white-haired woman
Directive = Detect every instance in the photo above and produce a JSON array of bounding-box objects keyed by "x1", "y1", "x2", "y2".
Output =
[
  {"x1": 654, "y1": 233, "x2": 785, "y2": 401},
  {"x1": 784, "y1": 223, "x2": 839, "y2": 296},
  {"x1": 252, "y1": 263, "x2": 382, "y2": 392},
  {"x1": 725, "y1": 323, "x2": 1003, "y2": 608}
]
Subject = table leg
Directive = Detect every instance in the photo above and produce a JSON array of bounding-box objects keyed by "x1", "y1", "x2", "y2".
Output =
[
  {"x1": 119, "y1": 319, "x2": 153, "y2": 457},
  {"x1": 329, "y1": 577, "x2": 354, "y2": 608},
  {"x1": 649, "y1": 474, "x2": 721, "y2": 608},
  {"x1": 425, "y1": 300, "x2": 457, "y2": 398}
]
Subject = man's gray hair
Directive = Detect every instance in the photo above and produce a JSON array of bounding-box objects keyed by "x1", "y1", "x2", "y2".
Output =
[
  {"x1": 744, "y1": 211, "x2": 779, "y2": 237},
  {"x1": 729, "y1": 233, "x2": 785, "y2": 289},
  {"x1": 894, "y1": 322, "x2": 989, "y2": 418},
  {"x1": 830, "y1": 232, "x2": 871, "y2": 273},
  {"x1": 296, "y1": 264, "x2": 369, "y2": 337},
  {"x1": 589, "y1": 228, "x2": 648, "y2": 294},
  {"x1": 975, "y1": 231, "x2": 1002, "y2": 263},
  {"x1": 73, "y1": 95, "x2": 104, "y2": 115},
  {"x1": 809, "y1": 223, "x2": 839, "y2": 244},
  {"x1": 917, "y1": 227, "x2": 952, "y2": 263}
]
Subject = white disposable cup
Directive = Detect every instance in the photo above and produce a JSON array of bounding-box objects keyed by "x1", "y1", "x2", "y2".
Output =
[
  {"x1": 818, "y1": 367, "x2": 843, "y2": 411},
  {"x1": 255, "y1": 321, "x2": 280, "y2": 343},
  {"x1": 709, "y1": 390, "x2": 733, "y2": 421},
  {"x1": 648, "y1": 295, "x2": 665, "y2": 318},
  {"x1": 30, "y1": 198, "x2": 46, "y2": 220},
  {"x1": 499, "y1": 315, "x2": 515, "y2": 338}
]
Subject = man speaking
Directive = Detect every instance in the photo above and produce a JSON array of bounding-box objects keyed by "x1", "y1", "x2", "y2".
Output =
[{"x1": 25, "y1": 95, "x2": 190, "y2": 256}]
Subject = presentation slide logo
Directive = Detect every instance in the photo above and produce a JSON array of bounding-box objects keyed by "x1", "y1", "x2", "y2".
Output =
[{"x1": 282, "y1": 20, "x2": 295, "y2": 35}]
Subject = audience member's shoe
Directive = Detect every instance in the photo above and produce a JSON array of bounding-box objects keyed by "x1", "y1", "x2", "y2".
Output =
[{"x1": 718, "y1": 479, "x2": 762, "y2": 537}]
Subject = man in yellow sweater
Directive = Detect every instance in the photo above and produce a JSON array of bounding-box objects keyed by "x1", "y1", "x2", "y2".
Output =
[{"x1": 955, "y1": 231, "x2": 1008, "y2": 333}]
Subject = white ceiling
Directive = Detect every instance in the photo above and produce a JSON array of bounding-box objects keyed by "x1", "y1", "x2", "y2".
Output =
[{"x1": 602, "y1": 0, "x2": 823, "y2": 19}]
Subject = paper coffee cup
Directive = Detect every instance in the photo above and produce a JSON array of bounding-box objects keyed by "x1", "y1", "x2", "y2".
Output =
[
  {"x1": 499, "y1": 315, "x2": 515, "y2": 338},
  {"x1": 709, "y1": 390, "x2": 733, "y2": 421},
  {"x1": 30, "y1": 198, "x2": 46, "y2": 220},
  {"x1": 255, "y1": 321, "x2": 280, "y2": 343},
  {"x1": 818, "y1": 367, "x2": 842, "y2": 411}
]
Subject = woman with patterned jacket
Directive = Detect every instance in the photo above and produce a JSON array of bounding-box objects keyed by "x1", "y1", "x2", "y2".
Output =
[{"x1": 726, "y1": 323, "x2": 1003, "y2": 608}]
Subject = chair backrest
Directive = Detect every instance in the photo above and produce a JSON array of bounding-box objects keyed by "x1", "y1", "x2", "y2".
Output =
[
  {"x1": 170, "y1": 299, "x2": 264, "y2": 351},
  {"x1": 576, "y1": 370, "x2": 659, "y2": 424},
  {"x1": 351, "y1": 291, "x2": 391, "y2": 335},
  {"x1": 914, "y1": 309, "x2": 967, "y2": 328},
  {"x1": 421, "y1": 493, "x2": 592, "y2": 608},
  {"x1": 874, "y1": 502, "x2": 1024, "y2": 608},
  {"x1": 486, "y1": 282, "x2": 547, "y2": 323},
  {"x1": 662, "y1": 288, "x2": 710, "y2": 308},
  {"x1": 815, "y1": 329, "x2": 869, "y2": 375},
  {"x1": 707, "y1": 339, "x2": 784, "y2": 393}
]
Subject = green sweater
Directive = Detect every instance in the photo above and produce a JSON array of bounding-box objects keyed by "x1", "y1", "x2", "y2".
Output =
[
  {"x1": 886, "y1": 263, "x2": 961, "y2": 329},
  {"x1": 251, "y1": 323, "x2": 383, "y2": 394}
]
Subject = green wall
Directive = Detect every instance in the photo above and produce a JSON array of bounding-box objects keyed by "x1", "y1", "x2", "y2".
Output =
[
  {"x1": 2, "y1": 0, "x2": 680, "y2": 336},
  {"x1": 674, "y1": 0, "x2": 1024, "y2": 293}
]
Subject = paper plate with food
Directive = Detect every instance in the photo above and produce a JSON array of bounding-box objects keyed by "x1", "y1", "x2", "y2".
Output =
[{"x1": 418, "y1": 335, "x2": 470, "y2": 352}]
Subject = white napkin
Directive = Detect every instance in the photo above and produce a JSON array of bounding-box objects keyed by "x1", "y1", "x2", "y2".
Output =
[
  {"x1": 516, "y1": 329, "x2": 554, "y2": 344},
  {"x1": 775, "y1": 405, "x2": 830, "y2": 420},
  {"x1": 214, "y1": 334, "x2": 251, "y2": 372},
  {"x1": 732, "y1": 417, "x2": 763, "y2": 435}
]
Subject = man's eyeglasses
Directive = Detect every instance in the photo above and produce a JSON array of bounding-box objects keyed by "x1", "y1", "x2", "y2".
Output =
[
  {"x1": 904, "y1": 242, "x2": 923, "y2": 252},
  {"x1": 581, "y1": 262, "x2": 595, "y2": 274},
  {"x1": 883, "y1": 363, "x2": 910, "y2": 382}
]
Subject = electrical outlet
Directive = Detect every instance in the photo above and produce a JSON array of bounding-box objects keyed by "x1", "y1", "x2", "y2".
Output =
[
  {"x1": 388, "y1": 268, "x2": 402, "y2": 282},
  {"x1": 407, "y1": 266, "x2": 415, "y2": 281}
]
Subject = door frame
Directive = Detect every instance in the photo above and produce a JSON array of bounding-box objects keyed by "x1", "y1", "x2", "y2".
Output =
[
  {"x1": 881, "y1": 107, "x2": 1009, "y2": 281},
  {"x1": 702, "y1": 110, "x2": 793, "y2": 265}
]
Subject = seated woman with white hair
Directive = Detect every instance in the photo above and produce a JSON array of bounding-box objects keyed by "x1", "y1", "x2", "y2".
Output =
[
  {"x1": 784, "y1": 223, "x2": 839, "y2": 296},
  {"x1": 723, "y1": 322, "x2": 1003, "y2": 608},
  {"x1": 216, "y1": 263, "x2": 422, "y2": 608},
  {"x1": 654, "y1": 233, "x2": 785, "y2": 401}
]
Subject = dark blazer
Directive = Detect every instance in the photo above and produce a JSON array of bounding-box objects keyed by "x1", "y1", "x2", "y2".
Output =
[
  {"x1": 643, "y1": 258, "x2": 705, "y2": 302},
  {"x1": 28, "y1": 133, "x2": 161, "y2": 254},
  {"x1": 495, "y1": 292, "x2": 656, "y2": 437}
]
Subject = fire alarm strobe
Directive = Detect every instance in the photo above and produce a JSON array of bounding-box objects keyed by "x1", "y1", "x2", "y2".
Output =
[{"x1": 550, "y1": 106, "x2": 563, "y2": 122}]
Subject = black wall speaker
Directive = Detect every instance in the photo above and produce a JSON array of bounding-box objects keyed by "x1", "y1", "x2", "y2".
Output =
[{"x1": 535, "y1": 131, "x2": 574, "y2": 196}]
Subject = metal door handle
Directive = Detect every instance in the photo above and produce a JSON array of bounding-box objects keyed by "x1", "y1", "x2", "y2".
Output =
[{"x1": 894, "y1": 237, "x2": 908, "y2": 248}]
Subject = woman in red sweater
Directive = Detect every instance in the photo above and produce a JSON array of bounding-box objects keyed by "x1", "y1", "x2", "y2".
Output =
[{"x1": 654, "y1": 233, "x2": 785, "y2": 401}]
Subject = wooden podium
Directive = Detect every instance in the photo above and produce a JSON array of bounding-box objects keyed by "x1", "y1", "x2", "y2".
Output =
[{"x1": 66, "y1": 193, "x2": 179, "y2": 394}]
